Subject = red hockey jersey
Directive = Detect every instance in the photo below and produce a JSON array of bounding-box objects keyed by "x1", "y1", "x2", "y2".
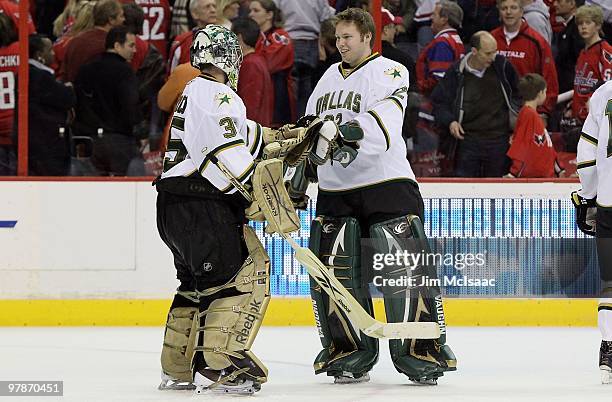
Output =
[
  {"x1": 135, "y1": 0, "x2": 170, "y2": 59},
  {"x1": 0, "y1": 1, "x2": 35, "y2": 34},
  {"x1": 130, "y1": 35, "x2": 150, "y2": 71},
  {"x1": 0, "y1": 41, "x2": 19, "y2": 145},
  {"x1": 255, "y1": 28, "x2": 295, "y2": 125},
  {"x1": 416, "y1": 28, "x2": 465, "y2": 95},
  {"x1": 238, "y1": 52, "x2": 274, "y2": 127},
  {"x1": 168, "y1": 29, "x2": 192, "y2": 72},
  {"x1": 572, "y1": 40, "x2": 612, "y2": 121},
  {"x1": 507, "y1": 105, "x2": 558, "y2": 177},
  {"x1": 492, "y1": 21, "x2": 559, "y2": 115},
  {"x1": 255, "y1": 28, "x2": 294, "y2": 75}
]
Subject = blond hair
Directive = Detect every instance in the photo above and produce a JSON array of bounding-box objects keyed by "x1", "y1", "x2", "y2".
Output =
[
  {"x1": 53, "y1": 0, "x2": 97, "y2": 37},
  {"x1": 575, "y1": 4, "x2": 604, "y2": 26}
]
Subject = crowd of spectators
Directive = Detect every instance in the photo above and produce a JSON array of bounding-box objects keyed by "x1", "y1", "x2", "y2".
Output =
[{"x1": 0, "y1": 0, "x2": 609, "y2": 177}]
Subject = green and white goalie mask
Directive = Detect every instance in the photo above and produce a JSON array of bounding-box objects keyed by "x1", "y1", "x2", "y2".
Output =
[{"x1": 190, "y1": 25, "x2": 243, "y2": 91}]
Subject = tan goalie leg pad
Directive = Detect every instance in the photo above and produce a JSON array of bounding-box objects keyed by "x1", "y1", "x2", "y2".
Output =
[
  {"x1": 251, "y1": 159, "x2": 300, "y2": 235},
  {"x1": 196, "y1": 226, "x2": 271, "y2": 383},
  {"x1": 160, "y1": 307, "x2": 199, "y2": 382}
]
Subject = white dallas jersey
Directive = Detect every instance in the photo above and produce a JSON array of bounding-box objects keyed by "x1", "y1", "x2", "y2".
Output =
[
  {"x1": 161, "y1": 74, "x2": 264, "y2": 194},
  {"x1": 577, "y1": 80, "x2": 612, "y2": 208},
  {"x1": 305, "y1": 53, "x2": 416, "y2": 192}
]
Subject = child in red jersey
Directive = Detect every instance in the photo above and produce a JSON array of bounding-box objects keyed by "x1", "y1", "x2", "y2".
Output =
[
  {"x1": 507, "y1": 73, "x2": 562, "y2": 177},
  {"x1": 571, "y1": 4, "x2": 612, "y2": 122}
]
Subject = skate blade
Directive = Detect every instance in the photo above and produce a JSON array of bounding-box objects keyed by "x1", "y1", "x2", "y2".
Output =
[
  {"x1": 194, "y1": 383, "x2": 257, "y2": 395},
  {"x1": 410, "y1": 377, "x2": 438, "y2": 386},
  {"x1": 600, "y1": 366, "x2": 612, "y2": 384},
  {"x1": 158, "y1": 380, "x2": 196, "y2": 391},
  {"x1": 334, "y1": 373, "x2": 370, "y2": 384}
]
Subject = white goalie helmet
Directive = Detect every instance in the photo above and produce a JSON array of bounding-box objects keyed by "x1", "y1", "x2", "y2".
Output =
[{"x1": 190, "y1": 24, "x2": 243, "y2": 91}]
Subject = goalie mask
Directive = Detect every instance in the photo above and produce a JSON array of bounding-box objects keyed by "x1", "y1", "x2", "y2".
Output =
[{"x1": 190, "y1": 25, "x2": 243, "y2": 91}]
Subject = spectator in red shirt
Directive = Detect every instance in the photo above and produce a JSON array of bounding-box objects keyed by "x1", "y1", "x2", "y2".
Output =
[
  {"x1": 53, "y1": 1, "x2": 97, "y2": 80},
  {"x1": 492, "y1": 0, "x2": 559, "y2": 120},
  {"x1": 249, "y1": 0, "x2": 295, "y2": 126},
  {"x1": 0, "y1": 12, "x2": 18, "y2": 175},
  {"x1": 0, "y1": 0, "x2": 36, "y2": 34},
  {"x1": 123, "y1": 2, "x2": 167, "y2": 143},
  {"x1": 135, "y1": 0, "x2": 171, "y2": 59},
  {"x1": 61, "y1": 0, "x2": 126, "y2": 83},
  {"x1": 168, "y1": 0, "x2": 217, "y2": 72},
  {"x1": 232, "y1": 17, "x2": 273, "y2": 126},
  {"x1": 416, "y1": 0, "x2": 465, "y2": 96},
  {"x1": 507, "y1": 73, "x2": 561, "y2": 177},
  {"x1": 53, "y1": 0, "x2": 84, "y2": 38},
  {"x1": 571, "y1": 4, "x2": 612, "y2": 122}
]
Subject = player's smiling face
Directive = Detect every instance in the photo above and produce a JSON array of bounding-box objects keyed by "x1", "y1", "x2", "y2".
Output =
[{"x1": 335, "y1": 21, "x2": 372, "y2": 67}]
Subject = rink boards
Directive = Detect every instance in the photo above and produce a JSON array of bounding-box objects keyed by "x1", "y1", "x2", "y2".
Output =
[{"x1": 0, "y1": 178, "x2": 598, "y2": 326}]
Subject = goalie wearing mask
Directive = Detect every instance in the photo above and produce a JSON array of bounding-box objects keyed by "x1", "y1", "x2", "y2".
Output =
[
  {"x1": 154, "y1": 24, "x2": 319, "y2": 395},
  {"x1": 289, "y1": 8, "x2": 457, "y2": 385}
]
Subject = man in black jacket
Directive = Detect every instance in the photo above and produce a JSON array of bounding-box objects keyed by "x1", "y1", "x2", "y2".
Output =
[
  {"x1": 74, "y1": 25, "x2": 146, "y2": 176},
  {"x1": 432, "y1": 31, "x2": 520, "y2": 177},
  {"x1": 554, "y1": 0, "x2": 585, "y2": 94},
  {"x1": 27, "y1": 34, "x2": 75, "y2": 175}
]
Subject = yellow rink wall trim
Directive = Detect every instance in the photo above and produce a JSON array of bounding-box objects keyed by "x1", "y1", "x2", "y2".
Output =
[{"x1": 0, "y1": 298, "x2": 598, "y2": 327}]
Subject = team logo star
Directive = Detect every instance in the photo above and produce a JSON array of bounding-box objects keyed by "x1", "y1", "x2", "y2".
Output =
[
  {"x1": 385, "y1": 67, "x2": 402, "y2": 79},
  {"x1": 216, "y1": 93, "x2": 232, "y2": 106}
]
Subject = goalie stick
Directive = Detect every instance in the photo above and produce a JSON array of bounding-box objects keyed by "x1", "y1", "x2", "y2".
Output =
[
  {"x1": 211, "y1": 157, "x2": 440, "y2": 340},
  {"x1": 280, "y1": 235, "x2": 440, "y2": 339}
]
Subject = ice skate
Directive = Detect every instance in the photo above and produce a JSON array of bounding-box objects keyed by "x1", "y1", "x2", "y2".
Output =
[
  {"x1": 194, "y1": 368, "x2": 262, "y2": 395},
  {"x1": 600, "y1": 341, "x2": 612, "y2": 384},
  {"x1": 332, "y1": 371, "x2": 370, "y2": 384},
  {"x1": 157, "y1": 371, "x2": 195, "y2": 391},
  {"x1": 409, "y1": 375, "x2": 439, "y2": 386}
]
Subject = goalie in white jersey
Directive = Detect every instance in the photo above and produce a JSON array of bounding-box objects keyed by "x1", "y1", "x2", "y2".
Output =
[
  {"x1": 292, "y1": 8, "x2": 457, "y2": 385},
  {"x1": 153, "y1": 24, "x2": 298, "y2": 395},
  {"x1": 572, "y1": 80, "x2": 612, "y2": 384}
]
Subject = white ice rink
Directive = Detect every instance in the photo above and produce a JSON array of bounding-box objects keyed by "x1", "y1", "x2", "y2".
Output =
[{"x1": 1, "y1": 326, "x2": 610, "y2": 401}]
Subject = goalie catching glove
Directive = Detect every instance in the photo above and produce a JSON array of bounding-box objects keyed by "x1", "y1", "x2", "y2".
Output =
[
  {"x1": 571, "y1": 191, "x2": 597, "y2": 236},
  {"x1": 260, "y1": 116, "x2": 364, "y2": 168},
  {"x1": 261, "y1": 117, "x2": 324, "y2": 167}
]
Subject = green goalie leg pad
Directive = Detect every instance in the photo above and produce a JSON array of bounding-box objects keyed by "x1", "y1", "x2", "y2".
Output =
[
  {"x1": 309, "y1": 216, "x2": 378, "y2": 376},
  {"x1": 370, "y1": 215, "x2": 456, "y2": 380}
]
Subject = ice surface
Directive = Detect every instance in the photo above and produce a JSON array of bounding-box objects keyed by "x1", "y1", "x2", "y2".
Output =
[{"x1": 0, "y1": 326, "x2": 610, "y2": 401}]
